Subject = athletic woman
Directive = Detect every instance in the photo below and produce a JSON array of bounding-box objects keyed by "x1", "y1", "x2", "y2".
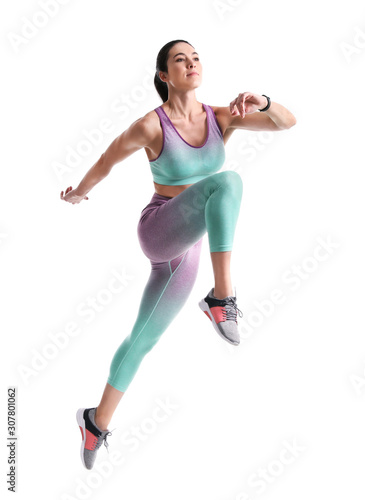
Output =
[{"x1": 60, "y1": 39, "x2": 296, "y2": 470}]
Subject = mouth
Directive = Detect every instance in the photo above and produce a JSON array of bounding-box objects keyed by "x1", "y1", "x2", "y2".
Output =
[{"x1": 187, "y1": 72, "x2": 199, "y2": 76}]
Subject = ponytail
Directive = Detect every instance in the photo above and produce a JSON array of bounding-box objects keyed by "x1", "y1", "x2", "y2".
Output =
[
  {"x1": 154, "y1": 39, "x2": 194, "y2": 103},
  {"x1": 154, "y1": 72, "x2": 169, "y2": 103}
]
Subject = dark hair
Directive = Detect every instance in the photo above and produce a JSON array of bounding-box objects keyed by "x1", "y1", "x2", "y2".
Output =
[{"x1": 154, "y1": 39, "x2": 194, "y2": 103}]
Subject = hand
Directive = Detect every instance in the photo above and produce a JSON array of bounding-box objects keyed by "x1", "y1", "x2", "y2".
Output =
[
  {"x1": 230, "y1": 92, "x2": 268, "y2": 118},
  {"x1": 60, "y1": 186, "x2": 89, "y2": 204}
]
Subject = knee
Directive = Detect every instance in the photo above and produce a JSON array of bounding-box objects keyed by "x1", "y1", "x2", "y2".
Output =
[{"x1": 216, "y1": 170, "x2": 243, "y2": 195}]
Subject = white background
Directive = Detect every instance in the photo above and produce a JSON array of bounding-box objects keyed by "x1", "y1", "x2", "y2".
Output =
[{"x1": 1, "y1": 0, "x2": 365, "y2": 498}]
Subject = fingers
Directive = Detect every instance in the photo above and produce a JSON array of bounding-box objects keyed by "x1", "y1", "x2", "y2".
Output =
[
  {"x1": 230, "y1": 103, "x2": 244, "y2": 118},
  {"x1": 230, "y1": 102, "x2": 239, "y2": 115},
  {"x1": 60, "y1": 187, "x2": 88, "y2": 203},
  {"x1": 239, "y1": 95, "x2": 246, "y2": 117},
  {"x1": 230, "y1": 99, "x2": 245, "y2": 118},
  {"x1": 60, "y1": 186, "x2": 73, "y2": 200},
  {"x1": 60, "y1": 186, "x2": 88, "y2": 203}
]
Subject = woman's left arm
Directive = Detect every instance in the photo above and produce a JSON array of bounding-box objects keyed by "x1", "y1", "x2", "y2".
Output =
[{"x1": 229, "y1": 92, "x2": 297, "y2": 131}]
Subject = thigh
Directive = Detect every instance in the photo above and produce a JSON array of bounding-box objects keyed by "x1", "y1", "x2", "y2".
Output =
[
  {"x1": 137, "y1": 173, "x2": 224, "y2": 262},
  {"x1": 137, "y1": 236, "x2": 203, "y2": 336}
]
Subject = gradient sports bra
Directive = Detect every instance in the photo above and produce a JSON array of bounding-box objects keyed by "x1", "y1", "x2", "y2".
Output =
[{"x1": 148, "y1": 103, "x2": 226, "y2": 186}]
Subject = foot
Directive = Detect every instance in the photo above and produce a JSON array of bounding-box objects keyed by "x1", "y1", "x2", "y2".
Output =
[
  {"x1": 76, "y1": 407, "x2": 113, "y2": 470},
  {"x1": 198, "y1": 287, "x2": 243, "y2": 345}
]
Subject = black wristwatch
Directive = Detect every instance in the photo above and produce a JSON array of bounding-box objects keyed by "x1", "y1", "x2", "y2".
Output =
[{"x1": 259, "y1": 95, "x2": 271, "y2": 112}]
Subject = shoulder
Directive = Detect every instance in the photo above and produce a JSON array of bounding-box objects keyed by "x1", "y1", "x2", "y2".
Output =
[
  {"x1": 208, "y1": 104, "x2": 226, "y2": 114},
  {"x1": 128, "y1": 108, "x2": 160, "y2": 143},
  {"x1": 138, "y1": 107, "x2": 160, "y2": 129},
  {"x1": 207, "y1": 105, "x2": 233, "y2": 128},
  {"x1": 208, "y1": 104, "x2": 234, "y2": 119}
]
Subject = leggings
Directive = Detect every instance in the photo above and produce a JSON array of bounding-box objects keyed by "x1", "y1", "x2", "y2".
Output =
[{"x1": 107, "y1": 170, "x2": 243, "y2": 392}]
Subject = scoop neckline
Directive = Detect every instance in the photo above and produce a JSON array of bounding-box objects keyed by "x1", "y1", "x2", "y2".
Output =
[{"x1": 158, "y1": 103, "x2": 209, "y2": 148}]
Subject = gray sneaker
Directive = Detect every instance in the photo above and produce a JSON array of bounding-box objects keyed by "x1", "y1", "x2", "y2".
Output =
[
  {"x1": 76, "y1": 407, "x2": 114, "y2": 470},
  {"x1": 199, "y1": 287, "x2": 243, "y2": 345}
]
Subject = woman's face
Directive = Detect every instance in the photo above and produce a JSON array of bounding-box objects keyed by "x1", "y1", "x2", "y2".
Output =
[{"x1": 160, "y1": 42, "x2": 202, "y2": 91}]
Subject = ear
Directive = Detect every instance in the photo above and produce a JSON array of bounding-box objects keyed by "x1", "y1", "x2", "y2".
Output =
[{"x1": 158, "y1": 71, "x2": 167, "y2": 83}]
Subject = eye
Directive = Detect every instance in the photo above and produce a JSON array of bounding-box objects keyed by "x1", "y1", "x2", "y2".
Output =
[{"x1": 176, "y1": 57, "x2": 200, "y2": 62}]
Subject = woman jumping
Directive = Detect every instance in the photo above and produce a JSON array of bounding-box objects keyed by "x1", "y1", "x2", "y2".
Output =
[{"x1": 60, "y1": 39, "x2": 296, "y2": 470}]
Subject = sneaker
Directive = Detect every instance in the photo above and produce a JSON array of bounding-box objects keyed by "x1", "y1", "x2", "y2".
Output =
[
  {"x1": 198, "y1": 286, "x2": 243, "y2": 345},
  {"x1": 76, "y1": 407, "x2": 114, "y2": 470}
]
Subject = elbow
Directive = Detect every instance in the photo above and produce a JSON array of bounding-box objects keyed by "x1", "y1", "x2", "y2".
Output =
[
  {"x1": 288, "y1": 112, "x2": 297, "y2": 128},
  {"x1": 283, "y1": 117, "x2": 297, "y2": 129}
]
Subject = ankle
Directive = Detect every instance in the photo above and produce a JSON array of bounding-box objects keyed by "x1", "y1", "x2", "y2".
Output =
[
  {"x1": 213, "y1": 287, "x2": 233, "y2": 300},
  {"x1": 94, "y1": 407, "x2": 110, "y2": 431}
]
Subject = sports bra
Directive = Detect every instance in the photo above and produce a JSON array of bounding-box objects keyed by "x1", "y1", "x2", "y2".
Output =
[{"x1": 148, "y1": 103, "x2": 226, "y2": 186}]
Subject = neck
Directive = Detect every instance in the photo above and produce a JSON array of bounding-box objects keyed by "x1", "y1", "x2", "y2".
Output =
[{"x1": 163, "y1": 91, "x2": 202, "y2": 119}]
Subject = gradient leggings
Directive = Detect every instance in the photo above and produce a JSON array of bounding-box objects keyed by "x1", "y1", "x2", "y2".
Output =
[{"x1": 107, "y1": 170, "x2": 243, "y2": 392}]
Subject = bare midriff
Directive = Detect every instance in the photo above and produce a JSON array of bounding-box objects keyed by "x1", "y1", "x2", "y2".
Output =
[{"x1": 153, "y1": 181, "x2": 194, "y2": 198}]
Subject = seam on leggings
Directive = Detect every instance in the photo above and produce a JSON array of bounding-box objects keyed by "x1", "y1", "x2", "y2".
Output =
[
  {"x1": 168, "y1": 251, "x2": 187, "y2": 277},
  {"x1": 109, "y1": 252, "x2": 188, "y2": 385}
]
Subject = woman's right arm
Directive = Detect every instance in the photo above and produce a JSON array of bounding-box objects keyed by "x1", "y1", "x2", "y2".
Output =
[{"x1": 60, "y1": 116, "x2": 154, "y2": 204}]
